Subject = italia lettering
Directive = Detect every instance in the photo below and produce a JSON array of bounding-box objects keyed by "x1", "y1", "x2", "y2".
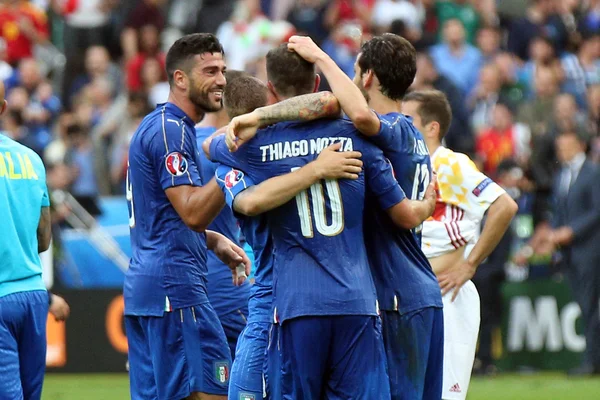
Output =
[
  {"x1": 260, "y1": 137, "x2": 354, "y2": 162},
  {"x1": 0, "y1": 152, "x2": 39, "y2": 180}
]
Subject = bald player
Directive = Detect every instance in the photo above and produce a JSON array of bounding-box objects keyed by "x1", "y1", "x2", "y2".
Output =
[
  {"x1": 0, "y1": 79, "x2": 55, "y2": 400},
  {"x1": 402, "y1": 90, "x2": 518, "y2": 400}
]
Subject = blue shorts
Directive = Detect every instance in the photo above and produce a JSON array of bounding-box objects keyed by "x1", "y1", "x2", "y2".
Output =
[
  {"x1": 0, "y1": 290, "x2": 48, "y2": 400},
  {"x1": 126, "y1": 303, "x2": 232, "y2": 400},
  {"x1": 278, "y1": 315, "x2": 390, "y2": 400},
  {"x1": 229, "y1": 322, "x2": 270, "y2": 400},
  {"x1": 381, "y1": 307, "x2": 444, "y2": 400},
  {"x1": 219, "y1": 307, "x2": 248, "y2": 361}
]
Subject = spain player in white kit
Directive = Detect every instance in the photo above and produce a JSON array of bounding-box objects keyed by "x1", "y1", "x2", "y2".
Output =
[{"x1": 402, "y1": 90, "x2": 518, "y2": 399}]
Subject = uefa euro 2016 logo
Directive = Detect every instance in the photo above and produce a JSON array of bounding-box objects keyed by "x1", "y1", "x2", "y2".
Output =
[
  {"x1": 224, "y1": 169, "x2": 244, "y2": 189},
  {"x1": 165, "y1": 152, "x2": 189, "y2": 176}
]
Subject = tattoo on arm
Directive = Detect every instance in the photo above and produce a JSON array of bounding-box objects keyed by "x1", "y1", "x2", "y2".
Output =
[{"x1": 256, "y1": 92, "x2": 341, "y2": 127}]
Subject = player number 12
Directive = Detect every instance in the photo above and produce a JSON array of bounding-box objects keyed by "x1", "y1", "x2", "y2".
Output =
[
  {"x1": 292, "y1": 167, "x2": 344, "y2": 238},
  {"x1": 411, "y1": 163, "x2": 430, "y2": 234}
]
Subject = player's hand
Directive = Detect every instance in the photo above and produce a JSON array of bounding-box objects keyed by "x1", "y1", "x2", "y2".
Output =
[
  {"x1": 212, "y1": 236, "x2": 252, "y2": 286},
  {"x1": 437, "y1": 260, "x2": 477, "y2": 302},
  {"x1": 226, "y1": 112, "x2": 260, "y2": 152},
  {"x1": 49, "y1": 294, "x2": 70, "y2": 322},
  {"x1": 424, "y1": 172, "x2": 437, "y2": 216},
  {"x1": 287, "y1": 36, "x2": 327, "y2": 63},
  {"x1": 312, "y1": 142, "x2": 363, "y2": 180}
]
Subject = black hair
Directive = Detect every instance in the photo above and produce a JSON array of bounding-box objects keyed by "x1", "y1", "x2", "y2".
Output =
[
  {"x1": 165, "y1": 33, "x2": 224, "y2": 86},
  {"x1": 266, "y1": 44, "x2": 315, "y2": 97},
  {"x1": 358, "y1": 33, "x2": 417, "y2": 101}
]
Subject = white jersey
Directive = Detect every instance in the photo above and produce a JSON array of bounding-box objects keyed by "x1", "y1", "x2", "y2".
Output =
[{"x1": 422, "y1": 146, "x2": 505, "y2": 258}]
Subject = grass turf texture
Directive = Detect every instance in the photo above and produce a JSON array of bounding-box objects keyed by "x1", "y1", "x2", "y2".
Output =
[{"x1": 42, "y1": 373, "x2": 600, "y2": 399}]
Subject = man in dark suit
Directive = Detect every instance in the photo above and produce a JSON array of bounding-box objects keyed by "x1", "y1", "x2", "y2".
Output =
[{"x1": 551, "y1": 130, "x2": 600, "y2": 375}]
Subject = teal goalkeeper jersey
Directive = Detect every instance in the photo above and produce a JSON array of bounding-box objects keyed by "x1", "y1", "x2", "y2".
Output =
[{"x1": 0, "y1": 133, "x2": 49, "y2": 298}]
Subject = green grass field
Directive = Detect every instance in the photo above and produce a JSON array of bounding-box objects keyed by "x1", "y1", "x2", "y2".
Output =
[{"x1": 41, "y1": 373, "x2": 600, "y2": 400}]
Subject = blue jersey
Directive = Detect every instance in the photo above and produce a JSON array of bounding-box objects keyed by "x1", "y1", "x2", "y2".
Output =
[
  {"x1": 210, "y1": 119, "x2": 406, "y2": 323},
  {"x1": 365, "y1": 113, "x2": 442, "y2": 313},
  {"x1": 215, "y1": 164, "x2": 274, "y2": 324},
  {"x1": 196, "y1": 127, "x2": 250, "y2": 317},
  {"x1": 0, "y1": 134, "x2": 49, "y2": 298},
  {"x1": 125, "y1": 103, "x2": 209, "y2": 316}
]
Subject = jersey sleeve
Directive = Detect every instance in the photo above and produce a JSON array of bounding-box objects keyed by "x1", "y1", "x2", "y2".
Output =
[
  {"x1": 363, "y1": 142, "x2": 406, "y2": 209},
  {"x1": 367, "y1": 113, "x2": 401, "y2": 154},
  {"x1": 209, "y1": 135, "x2": 270, "y2": 184},
  {"x1": 434, "y1": 151, "x2": 505, "y2": 219},
  {"x1": 215, "y1": 164, "x2": 256, "y2": 210},
  {"x1": 147, "y1": 119, "x2": 202, "y2": 190}
]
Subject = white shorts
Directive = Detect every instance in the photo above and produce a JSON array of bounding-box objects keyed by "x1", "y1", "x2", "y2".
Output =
[{"x1": 442, "y1": 280, "x2": 480, "y2": 400}]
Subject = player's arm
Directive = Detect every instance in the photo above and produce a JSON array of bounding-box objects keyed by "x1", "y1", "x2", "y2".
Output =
[
  {"x1": 37, "y1": 206, "x2": 51, "y2": 253},
  {"x1": 225, "y1": 92, "x2": 341, "y2": 151},
  {"x1": 386, "y1": 181, "x2": 437, "y2": 230},
  {"x1": 151, "y1": 121, "x2": 224, "y2": 232},
  {"x1": 201, "y1": 125, "x2": 227, "y2": 158},
  {"x1": 165, "y1": 180, "x2": 225, "y2": 232},
  {"x1": 288, "y1": 35, "x2": 381, "y2": 136},
  {"x1": 230, "y1": 142, "x2": 362, "y2": 216},
  {"x1": 464, "y1": 193, "x2": 518, "y2": 269},
  {"x1": 205, "y1": 230, "x2": 251, "y2": 285}
]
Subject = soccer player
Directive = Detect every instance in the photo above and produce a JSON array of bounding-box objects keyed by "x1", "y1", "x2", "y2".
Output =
[
  {"x1": 124, "y1": 33, "x2": 251, "y2": 400},
  {"x1": 207, "y1": 45, "x2": 435, "y2": 399},
  {"x1": 285, "y1": 34, "x2": 445, "y2": 399},
  {"x1": 0, "y1": 78, "x2": 52, "y2": 400},
  {"x1": 212, "y1": 73, "x2": 363, "y2": 400},
  {"x1": 196, "y1": 70, "x2": 256, "y2": 360},
  {"x1": 402, "y1": 90, "x2": 518, "y2": 400}
]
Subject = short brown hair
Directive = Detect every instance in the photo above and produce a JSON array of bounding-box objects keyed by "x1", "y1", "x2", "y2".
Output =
[
  {"x1": 266, "y1": 44, "x2": 315, "y2": 98},
  {"x1": 223, "y1": 71, "x2": 268, "y2": 119},
  {"x1": 403, "y1": 90, "x2": 452, "y2": 140}
]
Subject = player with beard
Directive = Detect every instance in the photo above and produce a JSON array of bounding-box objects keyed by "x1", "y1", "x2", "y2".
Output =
[{"x1": 124, "y1": 33, "x2": 251, "y2": 400}]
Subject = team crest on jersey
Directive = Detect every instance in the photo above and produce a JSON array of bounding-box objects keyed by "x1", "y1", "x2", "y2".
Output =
[
  {"x1": 214, "y1": 361, "x2": 229, "y2": 385},
  {"x1": 165, "y1": 152, "x2": 188, "y2": 176},
  {"x1": 224, "y1": 169, "x2": 244, "y2": 189},
  {"x1": 239, "y1": 393, "x2": 256, "y2": 400}
]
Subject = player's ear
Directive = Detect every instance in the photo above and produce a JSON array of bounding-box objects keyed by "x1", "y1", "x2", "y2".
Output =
[
  {"x1": 364, "y1": 70, "x2": 375, "y2": 89},
  {"x1": 313, "y1": 74, "x2": 321, "y2": 93},
  {"x1": 173, "y1": 70, "x2": 187, "y2": 91},
  {"x1": 267, "y1": 81, "x2": 280, "y2": 104},
  {"x1": 0, "y1": 100, "x2": 6, "y2": 116}
]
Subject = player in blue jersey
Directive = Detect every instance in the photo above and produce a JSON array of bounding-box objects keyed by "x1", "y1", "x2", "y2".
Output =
[
  {"x1": 211, "y1": 70, "x2": 366, "y2": 400},
  {"x1": 196, "y1": 70, "x2": 258, "y2": 360},
  {"x1": 286, "y1": 34, "x2": 445, "y2": 400},
  {"x1": 207, "y1": 45, "x2": 436, "y2": 399},
  {"x1": 124, "y1": 33, "x2": 251, "y2": 400}
]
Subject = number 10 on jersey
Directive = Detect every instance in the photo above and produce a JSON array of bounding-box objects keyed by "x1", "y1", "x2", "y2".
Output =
[{"x1": 292, "y1": 167, "x2": 344, "y2": 238}]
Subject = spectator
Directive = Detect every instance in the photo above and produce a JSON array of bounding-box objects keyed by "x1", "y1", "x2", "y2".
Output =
[
  {"x1": 64, "y1": 123, "x2": 101, "y2": 215},
  {"x1": 125, "y1": 24, "x2": 166, "y2": 92},
  {"x1": 476, "y1": 102, "x2": 531, "y2": 177},
  {"x1": 435, "y1": 0, "x2": 481, "y2": 44},
  {"x1": 68, "y1": 45, "x2": 121, "y2": 106},
  {"x1": 550, "y1": 129, "x2": 600, "y2": 376},
  {"x1": 430, "y1": 18, "x2": 482, "y2": 95},
  {"x1": 517, "y1": 35, "x2": 562, "y2": 99},
  {"x1": 121, "y1": 0, "x2": 166, "y2": 62},
  {"x1": 560, "y1": 32, "x2": 600, "y2": 108},
  {"x1": 0, "y1": 38, "x2": 13, "y2": 81},
  {"x1": 518, "y1": 66, "x2": 561, "y2": 224},
  {"x1": 468, "y1": 62, "x2": 505, "y2": 135},
  {"x1": 476, "y1": 25, "x2": 501, "y2": 63},
  {"x1": 324, "y1": 0, "x2": 375, "y2": 32},
  {"x1": 141, "y1": 57, "x2": 169, "y2": 106},
  {"x1": 0, "y1": 0, "x2": 48, "y2": 66},
  {"x1": 507, "y1": 0, "x2": 568, "y2": 61},
  {"x1": 411, "y1": 52, "x2": 473, "y2": 154},
  {"x1": 286, "y1": 0, "x2": 329, "y2": 44},
  {"x1": 579, "y1": 0, "x2": 600, "y2": 35},
  {"x1": 551, "y1": 93, "x2": 588, "y2": 138},
  {"x1": 320, "y1": 22, "x2": 362, "y2": 79},
  {"x1": 586, "y1": 84, "x2": 600, "y2": 160},
  {"x1": 495, "y1": 52, "x2": 527, "y2": 106},
  {"x1": 371, "y1": 0, "x2": 422, "y2": 36}
]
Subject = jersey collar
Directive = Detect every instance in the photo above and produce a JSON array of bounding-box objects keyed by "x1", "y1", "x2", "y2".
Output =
[{"x1": 160, "y1": 102, "x2": 193, "y2": 124}]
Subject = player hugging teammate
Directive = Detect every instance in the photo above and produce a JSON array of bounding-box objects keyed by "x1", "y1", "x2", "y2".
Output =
[{"x1": 125, "y1": 31, "x2": 516, "y2": 400}]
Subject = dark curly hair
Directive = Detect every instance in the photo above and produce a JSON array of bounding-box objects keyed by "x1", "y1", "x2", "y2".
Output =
[
  {"x1": 358, "y1": 34, "x2": 417, "y2": 101},
  {"x1": 166, "y1": 33, "x2": 224, "y2": 86}
]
